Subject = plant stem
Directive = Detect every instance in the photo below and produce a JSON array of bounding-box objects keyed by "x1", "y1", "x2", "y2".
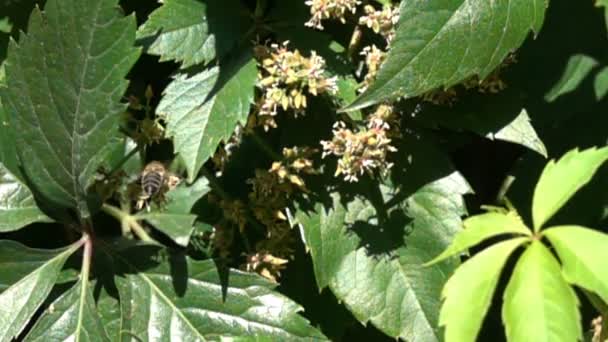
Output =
[
  {"x1": 80, "y1": 232, "x2": 92, "y2": 284},
  {"x1": 102, "y1": 203, "x2": 156, "y2": 243}
]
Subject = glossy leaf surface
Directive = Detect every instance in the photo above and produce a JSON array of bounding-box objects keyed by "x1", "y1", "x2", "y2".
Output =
[
  {"x1": 346, "y1": 0, "x2": 547, "y2": 110},
  {"x1": 137, "y1": 0, "x2": 249, "y2": 68},
  {"x1": 295, "y1": 170, "x2": 469, "y2": 340},
  {"x1": 157, "y1": 54, "x2": 256, "y2": 182},
  {"x1": 113, "y1": 245, "x2": 327, "y2": 341},
  {"x1": 0, "y1": 240, "x2": 81, "y2": 342}
]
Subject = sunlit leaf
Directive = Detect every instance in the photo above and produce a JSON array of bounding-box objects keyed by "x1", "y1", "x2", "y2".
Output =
[
  {"x1": 426, "y1": 211, "x2": 530, "y2": 266},
  {"x1": 502, "y1": 241, "x2": 581, "y2": 342},
  {"x1": 544, "y1": 226, "x2": 608, "y2": 305},
  {"x1": 0, "y1": 239, "x2": 81, "y2": 341},
  {"x1": 137, "y1": 0, "x2": 250, "y2": 68},
  {"x1": 295, "y1": 169, "x2": 470, "y2": 340},
  {"x1": 157, "y1": 53, "x2": 256, "y2": 182},
  {"x1": 532, "y1": 146, "x2": 608, "y2": 230},
  {"x1": 0, "y1": 163, "x2": 51, "y2": 232},
  {"x1": 25, "y1": 279, "x2": 110, "y2": 341},
  {"x1": 345, "y1": 0, "x2": 547, "y2": 110},
  {"x1": 0, "y1": 0, "x2": 140, "y2": 218},
  {"x1": 113, "y1": 245, "x2": 327, "y2": 341},
  {"x1": 440, "y1": 238, "x2": 527, "y2": 342}
]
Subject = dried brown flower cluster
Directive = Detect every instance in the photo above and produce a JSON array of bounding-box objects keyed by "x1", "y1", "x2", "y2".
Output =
[
  {"x1": 255, "y1": 42, "x2": 337, "y2": 130},
  {"x1": 322, "y1": 105, "x2": 397, "y2": 182},
  {"x1": 359, "y1": 4, "x2": 400, "y2": 43},
  {"x1": 305, "y1": 0, "x2": 361, "y2": 29}
]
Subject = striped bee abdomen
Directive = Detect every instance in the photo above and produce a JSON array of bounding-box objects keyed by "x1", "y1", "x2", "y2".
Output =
[{"x1": 142, "y1": 171, "x2": 164, "y2": 196}]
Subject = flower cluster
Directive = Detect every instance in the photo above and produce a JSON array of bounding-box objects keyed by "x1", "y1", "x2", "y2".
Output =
[
  {"x1": 421, "y1": 87, "x2": 459, "y2": 106},
  {"x1": 305, "y1": 0, "x2": 361, "y2": 29},
  {"x1": 246, "y1": 147, "x2": 317, "y2": 263},
  {"x1": 218, "y1": 199, "x2": 248, "y2": 233},
  {"x1": 256, "y1": 42, "x2": 337, "y2": 130},
  {"x1": 322, "y1": 106, "x2": 397, "y2": 182},
  {"x1": 359, "y1": 44, "x2": 386, "y2": 93},
  {"x1": 359, "y1": 4, "x2": 400, "y2": 43},
  {"x1": 243, "y1": 251, "x2": 288, "y2": 282}
]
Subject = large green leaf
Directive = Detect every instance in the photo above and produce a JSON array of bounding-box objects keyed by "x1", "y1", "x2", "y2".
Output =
[
  {"x1": 0, "y1": 240, "x2": 69, "y2": 293},
  {"x1": 112, "y1": 245, "x2": 327, "y2": 341},
  {"x1": 544, "y1": 226, "x2": 608, "y2": 305},
  {"x1": 345, "y1": 0, "x2": 547, "y2": 110},
  {"x1": 136, "y1": 0, "x2": 250, "y2": 68},
  {"x1": 439, "y1": 237, "x2": 527, "y2": 342},
  {"x1": 157, "y1": 54, "x2": 256, "y2": 182},
  {"x1": 0, "y1": 0, "x2": 140, "y2": 218},
  {"x1": 532, "y1": 146, "x2": 608, "y2": 230},
  {"x1": 502, "y1": 241, "x2": 581, "y2": 342},
  {"x1": 25, "y1": 279, "x2": 110, "y2": 341},
  {"x1": 0, "y1": 239, "x2": 81, "y2": 342},
  {"x1": 426, "y1": 211, "x2": 530, "y2": 265},
  {"x1": 0, "y1": 163, "x2": 51, "y2": 232},
  {"x1": 295, "y1": 171, "x2": 470, "y2": 340}
]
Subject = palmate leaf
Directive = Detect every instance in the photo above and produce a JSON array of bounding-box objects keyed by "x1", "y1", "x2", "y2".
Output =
[
  {"x1": 0, "y1": 239, "x2": 82, "y2": 342},
  {"x1": 157, "y1": 53, "x2": 256, "y2": 182},
  {"x1": 294, "y1": 170, "x2": 470, "y2": 341},
  {"x1": 439, "y1": 238, "x2": 527, "y2": 342},
  {"x1": 25, "y1": 279, "x2": 110, "y2": 341},
  {"x1": 532, "y1": 146, "x2": 608, "y2": 230},
  {"x1": 137, "y1": 0, "x2": 250, "y2": 68},
  {"x1": 502, "y1": 240, "x2": 581, "y2": 342},
  {"x1": 112, "y1": 245, "x2": 327, "y2": 341},
  {"x1": 0, "y1": 0, "x2": 140, "y2": 219},
  {"x1": 544, "y1": 226, "x2": 608, "y2": 305},
  {"x1": 426, "y1": 211, "x2": 530, "y2": 265},
  {"x1": 345, "y1": 0, "x2": 548, "y2": 111}
]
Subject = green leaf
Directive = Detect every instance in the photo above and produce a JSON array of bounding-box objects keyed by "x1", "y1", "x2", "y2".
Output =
[
  {"x1": 113, "y1": 245, "x2": 327, "y2": 341},
  {"x1": 532, "y1": 146, "x2": 608, "y2": 230},
  {"x1": 135, "y1": 213, "x2": 197, "y2": 246},
  {"x1": 25, "y1": 279, "x2": 110, "y2": 341},
  {"x1": 345, "y1": 0, "x2": 548, "y2": 110},
  {"x1": 594, "y1": 66, "x2": 608, "y2": 101},
  {"x1": 544, "y1": 226, "x2": 608, "y2": 305},
  {"x1": 93, "y1": 281, "x2": 121, "y2": 341},
  {"x1": 0, "y1": 239, "x2": 81, "y2": 342},
  {"x1": 544, "y1": 54, "x2": 599, "y2": 102},
  {"x1": 426, "y1": 211, "x2": 530, "y2": 266},
  {"x1": 295, "y1": 171, "x2": 470, "y2": 340},
  {"x1": 502, "y1": 240, "x2": 581, "y2": 342},
  {"x1": 135, "y1": 177, "x2": 210, "y2": 246},
  {"x1": 0, "y1": 163, "x2": 51, "y2": 232},
  {"x1": 0, "y1": 0, "x2": 140, "y2": 218},
  {"x1": 490, "y1": 109, "x2": 547, "y2": 158},
  {"x1": 439, "y1": 237, "x2": 527, "y2": 342},
  {"x1": 157, "y1": 53, "x2": 256, "y2": 182},
  {"x1": 136, "y1": 0, "x2": 250, "y2": 68},
  {"x1": 0, "y1": 240, "x2": 70, "y2": 293}
]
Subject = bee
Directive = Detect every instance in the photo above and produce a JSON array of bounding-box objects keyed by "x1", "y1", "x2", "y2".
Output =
[{"x1": 136, "y1": 161, "x2": 181, "y2": 210}]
